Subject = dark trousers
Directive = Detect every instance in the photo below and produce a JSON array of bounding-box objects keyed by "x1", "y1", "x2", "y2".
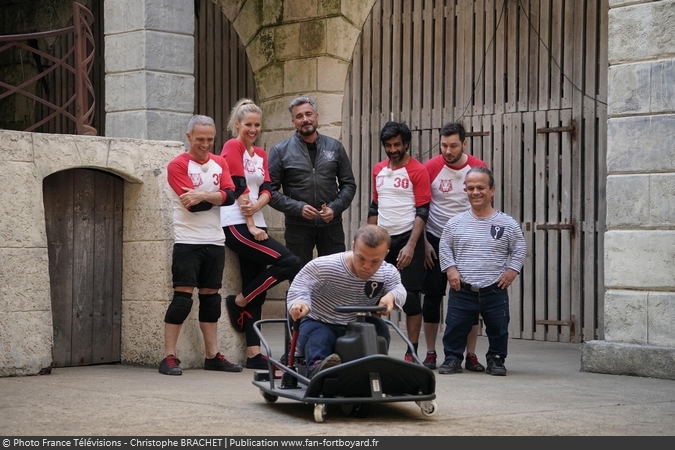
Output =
[
  {"x1": 284, "y1": 221, "x2": 346, "y2": 268},
  {"x1": 442, "y1": 285, "x2": 510, "y2": 362},
  {"x1": 298, "y1": 317, "x2": 390, "y2": 367}
]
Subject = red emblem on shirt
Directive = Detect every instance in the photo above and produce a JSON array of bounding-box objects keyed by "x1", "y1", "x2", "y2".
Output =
[
  {"x1": 439, "y1": 179, "x2": 453, "y2": 193},
  {"x1": 190, "y1": 173, "x2": 203, "y2": 188}
]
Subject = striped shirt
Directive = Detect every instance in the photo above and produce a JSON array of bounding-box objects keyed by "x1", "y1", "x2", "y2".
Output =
[
  {"x1": 439, "y1": 210, "x2": 527, "y2": 288},
  {"x1": 287, "y1": 252, "x2": 407, "y2": 325}
]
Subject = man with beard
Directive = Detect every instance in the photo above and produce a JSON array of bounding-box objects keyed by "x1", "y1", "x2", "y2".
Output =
[
  {"x1": 420, "y1": 122, "x2": 488, "y2": 372},
  {"x1": 268, "y1": 96, "x2": 357, "y2": 268},
  {"x1": 368, "y1": 121, "x2": 431, "y2": 363}
]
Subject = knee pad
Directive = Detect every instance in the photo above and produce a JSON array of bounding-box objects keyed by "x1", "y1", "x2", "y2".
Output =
[
  {"x1": 164, "y1": 292, "x2": 193, "y2": 324},
  {"x1": 402, "y1": 292, "x2": 422, "y2": 316},
  {"x1": 198, "y1": 293, "x2": 221, "y2": 323},
  {"x1": 422, "y1": 296, "x2": 442, "y2": 323}
]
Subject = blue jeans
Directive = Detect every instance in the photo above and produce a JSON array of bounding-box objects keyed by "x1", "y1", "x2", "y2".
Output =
[
  {"x1": 442, "y1": 285, "x2": 510, "y2": 362},
  {"x1": 297, "y1": 317, "x2": 390, "y2": 367}
]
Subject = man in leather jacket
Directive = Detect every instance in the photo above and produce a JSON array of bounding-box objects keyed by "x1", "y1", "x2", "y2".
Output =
[{"x1": 268, "y1": 96, "x2": 357, "y2": 267}]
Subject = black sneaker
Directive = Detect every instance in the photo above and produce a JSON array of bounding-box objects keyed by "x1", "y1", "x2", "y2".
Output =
[
  {"x1": 307, "y1": 353, "x2": 341, "y2": 379},
  {"x1": 204, "y1": 352, "x2": 243, "y2": 372},
  {"x1": 246, "y1": 353, "x2": 269, "y2": 370},
  {"x1": 465, "y1": 352, "x2": 486, "y2": 372},
  {"x1": 159, "y1": 355, "x2": 182, "y2": 376},
  {"x1": 423, "y1": 351, "x2": 437, "y2": 370},
  {"x1": 225, "y1": 295, "x2": 250, "y2": 333},
  {"x1": 438, "y1": 356, "x2": 463, "y2": 375},
  {"x1": 486, "y1": 354, "x2": 507, "y2": 376}
]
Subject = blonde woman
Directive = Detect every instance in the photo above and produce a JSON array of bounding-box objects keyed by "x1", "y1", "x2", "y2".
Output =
[{"x1": 220, "y1": 99, "x2": 302, "y2": 369}]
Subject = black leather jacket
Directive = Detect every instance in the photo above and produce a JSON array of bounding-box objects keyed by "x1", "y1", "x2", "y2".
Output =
[{"x1": 268, "y1": 132, "x2": 356, "y2": 227}]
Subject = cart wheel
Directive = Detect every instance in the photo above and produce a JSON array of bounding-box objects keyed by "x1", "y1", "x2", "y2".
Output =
[
  {"x1": 314, "y1": 404, "x2": 327, "y2": 423},
  {"x1": 352, "y1": 403, "x2": 371, "y2": 418},
  {"x1": 419, "y1": 400, "x2": 437, "y2": 417},
  {"x1": 260, "y1": 390, "x2": 278, "y2": 404}
]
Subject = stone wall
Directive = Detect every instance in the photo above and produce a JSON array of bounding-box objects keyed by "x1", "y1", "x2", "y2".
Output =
[
  {"x1": 0, "y1": 130, "x2": 246, "y2": 376},
  {"x1": 581, "y1": 0, "x2": 675, "y2": 380}
]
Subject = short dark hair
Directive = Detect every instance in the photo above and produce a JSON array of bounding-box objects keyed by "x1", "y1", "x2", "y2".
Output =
[
  {"x1": 440, "y1": 122, "x2": 466, "y2": 142},
  {"x1": 380, "y1": 121, "x2": 412, "y2": 146},
  {"x1": 353, "y1": 224, "x2": 391, "y2": 249},
  {"x1": 467, "y1": 166, "x2": 494, "y2": 188}
]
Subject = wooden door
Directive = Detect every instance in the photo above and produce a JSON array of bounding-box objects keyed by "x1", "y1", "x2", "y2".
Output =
[
  {"x1": 342, "y1": 0, "x2": 608, "y2": 342},
  {"x1": 44, "y1": 168, "x2": 123, "y2": 367}
]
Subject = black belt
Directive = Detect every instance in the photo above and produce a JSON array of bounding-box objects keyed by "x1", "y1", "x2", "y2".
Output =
[{"x1": 460, "y1": 282, "x2": 501, "y2": 293}]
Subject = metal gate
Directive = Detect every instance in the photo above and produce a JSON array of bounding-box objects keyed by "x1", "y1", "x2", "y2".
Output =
[{"x1": 342, "y1": 0, "x2": 607, "y2": 342}]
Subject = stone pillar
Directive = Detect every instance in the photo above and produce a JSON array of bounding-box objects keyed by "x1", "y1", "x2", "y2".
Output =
[
  {"x1": 104, "y1": 0, "x2": 195, "y2": 141},
  {"x1": 581, "y1": 0, "x2": 675, "y2": 380}
]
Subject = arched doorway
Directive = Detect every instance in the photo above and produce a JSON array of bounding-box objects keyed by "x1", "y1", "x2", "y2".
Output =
[{"x1": 44, "y1": 168, "x2": 124, "y2": 367}]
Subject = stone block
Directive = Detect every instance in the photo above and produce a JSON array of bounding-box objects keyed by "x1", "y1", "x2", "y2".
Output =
[
  {"x1": 649, "y1": 174, "x2": 675, "y2": 226},
  {"x1": 33, "y1": 133, "x2": 106, "y2": 178},
  {"x1": 121, "y1": 300, "x2": 165, "y2": 366},
  {"x1": 604, "y1": 230, "x2": 675, "y2": 289},
  {"x1": 260, "y1": 97, "x2": 295, "y2": 131},
  {"x1": 216, "y1": 0, "x2": 246, "y2": 23},
  {"x1": 105, "y1": 31, "x2": 147, "y2": 73},
  {"x1": 123, "y1": 174, "x2": 175, "y2": 242},
  {"x1": 341, "y1": 0, "x2": 374, "y2": 28},
  {"x1": 261, "y1": 0, "x2": 283, "y2": 26},
  {"x1": 651, "y1": 59, "x2": 675, "y2": 114},
  {"x1": 310, "y1": 93, "x2": 345, "y2": 125},
  {"x1": 222, "y1": 247, "x2": 243, "y2": 296},
  {"x1": 319, "y1": 0, "x2": 342, "y2": 16},
  {"x1": 607, "y1": 63, "x2": 651, "y2": 116},
  {"x1": 122, "y1": 240, "x2": 173, "y2": 301},
  {"x1": 263, "y1": 207, "x2": 285, "y2": 229},
  {"x1": 106, "y1": 71, "x2": 194, "y2": 113},
  {"x1": 317, "y1": 57, "x2": 350, "y2": 92},
  {"x1": 607, "y1": 115, "x2": 675, "y2": 173},
  {"x1": 0, "y1": 310, "x2": 53, "y2": 377},
  {"x1": 326, "y1": 17, "x2": 359, "y2": 60},
  {"x1": 105, "y1": 73, "x2": 145, "y2": 113},
  {"x1": 0, "y1": 162, "x2": 47, "y2": 247},
  {"x1": 256, "y1": 63, "x2": 284, "y2": 101},
  {"x1": 0, "y1": 248, "x2": 50, "y2": 313},
  {"x1": 105, "y1": 32, "x2": 193, "y2": 74},
  {"x1": 581, "y1": 340, "x2": 675, "y2": 380},
  {"x1": 259, "y1": 130, "x2": 291, "y2": 152},
  {"x1": 0, "y1": 130, "x2": 33, "y2": 162},
  {"x1": 104, "y1": 0, "x2": 146, "y2": 34},
  {"x1": 273, "y1": 24, "x2": 301, "y2": 61},
  {"x1": 106, "y1": 112, "x2": 149, "y2": 139},
  {"x1": 605, "y1": 174, "x2": 649, "y2": 227},
  {"x1": 144, "y1": 72, "x2": 194, "y2": 112},
  {"x1": 107, "y1": 137, "x2": 182, "y2": 182},
  {"x1": 300, "y1": 20, "x2": 326, "y2": 56},
  {"x1": 145, "y1": 0, "x2": 194, "y2": 34},
  {"x1": 283, "y1": 58, "x2": 318, "y2": 93},
  {"x1": 648, "y1": 292, "x2": 675, "y2": 347},
  {"x1": 247, "y1": 28, "x2": 277, "y2": 72},
  {"x1": 284, "y1": 0, "x2": 318, "y2": 21},
  {"x1": 145, "y1": 32, "x2": 194, "y2": 74},
  {"x1": 233, "y1": 0, "x2": 264, "y2": 46},
  {"x1": 603, "y1": 290, "x2": 648, "y2": 344},
  {"x1": 608, "y1": 1, "x2": 675, "y2": 64}
]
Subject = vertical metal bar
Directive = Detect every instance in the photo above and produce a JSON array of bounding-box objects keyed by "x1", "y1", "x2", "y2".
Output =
[{"x1": 73, "y1": 3, "x2": 86, "y2": 135}]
